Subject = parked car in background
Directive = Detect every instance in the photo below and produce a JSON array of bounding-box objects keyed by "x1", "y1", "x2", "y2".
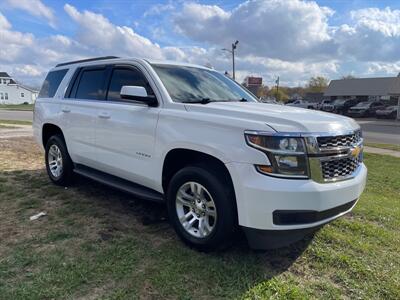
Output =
[
  {"x1": 317, "y1": 99, "x2": 332, "y2": 111},
  {"x1": 347, "y1": 101, "x2": 386, "y2": 118},
  {"x1": 332, "y1": 99, "x2": 360, "y2": 115},
  {"x1": 286, "y1": 99, "x2": 317, "y2": 109},
  {"x1": 321, "y1": 102, "x2": 335, "y2": 113},
  {"x1": 376, "y1": 105, "x2": 398, "y2": 119},
  {"x1": 261, "y1": 99, "x2": 283, "y2": 105}
]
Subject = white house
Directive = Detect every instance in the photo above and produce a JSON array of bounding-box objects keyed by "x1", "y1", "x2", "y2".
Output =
[{"x1": 0, "y1": 72, "x2": 38, "y2": 105}]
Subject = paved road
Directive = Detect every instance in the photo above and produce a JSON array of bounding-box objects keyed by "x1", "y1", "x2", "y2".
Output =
[
  {"x1": 0, "y1": 110, "x2": 33, "y2": 121},
  {"x1": 0, "y1": 110, "x2": 398, "y2": 145},
  {"x1": 356, "y1": 119, "x2": 400, "y2": 145},
  {"x1": 364, "y1": 146, "x2": 400, "y2": 158}
]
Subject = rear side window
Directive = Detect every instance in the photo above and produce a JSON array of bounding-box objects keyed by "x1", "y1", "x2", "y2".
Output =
[
  {"x1": 107, "y1": 67, "x2": 154, "y2": 101},
  {"x1": 39, "y1": 69, "x2": 68, "y2": 98},
  {"x1": 75, "y1": 69, "x2": 107, "y2": 100}
]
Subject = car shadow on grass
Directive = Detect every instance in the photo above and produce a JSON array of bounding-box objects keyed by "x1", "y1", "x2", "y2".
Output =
[
  {"x1": 72, "y1": 174, "x2": 315, "y2": 275},
  {"x1": 0, "y1": 168, "x2": 315, "y2": 299}
]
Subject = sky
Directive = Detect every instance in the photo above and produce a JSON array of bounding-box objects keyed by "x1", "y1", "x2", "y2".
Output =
[{"x1": 2, "y1": 0, "x2": 400, "y2": 89}]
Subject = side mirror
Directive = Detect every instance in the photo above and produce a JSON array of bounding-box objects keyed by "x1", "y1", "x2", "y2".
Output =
[{"x1": 120, "y1": 86, "x2": 157, "y2": 106}]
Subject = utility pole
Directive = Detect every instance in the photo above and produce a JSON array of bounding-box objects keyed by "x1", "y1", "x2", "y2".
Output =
[
  {"x1": 222, "y1": 40, "x2": 239, "y2": 80},
  {"x1": 276, "y1": 76, "x2": 280, "y2": 100}
]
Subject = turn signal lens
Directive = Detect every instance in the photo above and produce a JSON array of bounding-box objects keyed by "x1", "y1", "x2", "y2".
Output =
[
  {"x1": 247, "y1": 135, "x2": 264, "y2": 147},
  {"x1": 257, "y1": 165, "x2": 273, "y2": 174}
]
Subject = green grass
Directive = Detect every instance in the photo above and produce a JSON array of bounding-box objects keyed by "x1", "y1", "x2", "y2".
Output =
[
  {"x1": 366, "y1": 142, "x2": 400, "y2": 152},
  {"x1": 0, "y1": 119, "x2": 32, "y2": 125},
  {"x1": 0, "y1": 138, "x2": 399, "y2": 299},
  {"x1": 0, "y1": 104, "x2": 34, "y2": 111}
]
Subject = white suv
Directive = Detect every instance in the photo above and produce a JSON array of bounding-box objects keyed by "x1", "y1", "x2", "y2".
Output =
[{"x1": 34, "y1": 56, "x2": 367, "y2": 250}]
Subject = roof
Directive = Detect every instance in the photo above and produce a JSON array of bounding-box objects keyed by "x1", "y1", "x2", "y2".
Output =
[
  {"x1": 51, "y1": 57, "x2": 211, "y2": 72},
  {"x1": 19, "y1": 85, "x2": 38, "y2": 93},
  {"x1": 0, "y1": 72, "x2": 16, "y2": 83},
  {"x1": 324, "y1": 77, "x2": 400, "y2": 96},
  {"x1": 0, "y1": 72, "x2": 11, "y2": 78},
  {"x1": 55, "y1": 56, "x2": 119, "y2": 67},
  {"x1": 304, "y1": 92, "x2": 324, "y2": 103},
  {"x1": 0, "y1": 71, "x2": 36, "y2": 91},
  {"x1": 144, "y1": 58, "x2": 212, "y2": 70}
]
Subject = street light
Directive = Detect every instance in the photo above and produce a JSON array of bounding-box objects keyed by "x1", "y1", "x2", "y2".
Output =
[{"x1": 222, "y1": 40, "x2": 239, "y2": 80}]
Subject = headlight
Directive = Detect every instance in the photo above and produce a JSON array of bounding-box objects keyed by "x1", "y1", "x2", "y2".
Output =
[{"x1": 245, "y1": 133, "x2": 309, "y2": 178}]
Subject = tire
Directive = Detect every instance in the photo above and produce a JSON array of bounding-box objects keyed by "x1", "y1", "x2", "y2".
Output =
[
  {"x1": 166, "y1": 165, "x2": 237, "y2": 251},
  {"x1": 45, "y1": 135, "x2": 74, "y2": 186}
]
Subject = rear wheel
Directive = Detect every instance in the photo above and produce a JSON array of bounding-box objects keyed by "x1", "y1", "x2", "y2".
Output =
[
  {"x1": 45, "y1": 135, "x2": 74, "y2": 186},
  {"x1": 166, "y1": 165, "x2": 236, "y2": 251}
]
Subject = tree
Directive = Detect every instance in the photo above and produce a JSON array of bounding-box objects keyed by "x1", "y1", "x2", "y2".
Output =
[
  {"x1": 341, "y1": 75, "x2": 356, "y2": 80},
  {"x1": 257, "y1": 85, "x2": 269, "y2": 98},
  {"x1": 307, "y1": 76, "x2": 329, "y2": 93},
  {"x1": 268, "y1": 88, "x2": 289, "y2": 102}
]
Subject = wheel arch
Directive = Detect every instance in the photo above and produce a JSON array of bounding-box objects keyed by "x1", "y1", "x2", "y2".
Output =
[
  {"x1": 161, "y1": 148, "x2": 235, "y2": 200},
  {"x1": 42, "y1": 123, "x2": 64, "y2": 147}
]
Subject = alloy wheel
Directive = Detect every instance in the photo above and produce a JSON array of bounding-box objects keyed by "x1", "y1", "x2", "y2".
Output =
[
  {"x1": 48, "y1": 144, "x2": 63, "y2": 178},
  {"x1": 175, "y1": 181, "x2": 217, "y2": 238}
]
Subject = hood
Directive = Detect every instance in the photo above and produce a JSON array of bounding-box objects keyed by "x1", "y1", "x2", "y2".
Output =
[{"x1": 185, "y1": 102, "x2": 359, "y2": 133}]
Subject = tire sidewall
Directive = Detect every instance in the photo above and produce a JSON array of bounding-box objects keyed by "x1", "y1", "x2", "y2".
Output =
[
  {"x1": 45, "y1": 135, "x2": 72, "y2": 185},
  {"x1": 167, "y1": 166, "x2": 236, "y2": 250}
]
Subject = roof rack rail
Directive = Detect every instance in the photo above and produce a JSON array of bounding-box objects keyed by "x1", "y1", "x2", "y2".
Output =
[{"x1": 56, "y1": 56, "x2": 119, "y2": 67}]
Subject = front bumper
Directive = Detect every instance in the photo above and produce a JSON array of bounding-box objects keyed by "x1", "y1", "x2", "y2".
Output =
[{"x1": 225, "y1": 162, "x2": 367, "y2": 232}]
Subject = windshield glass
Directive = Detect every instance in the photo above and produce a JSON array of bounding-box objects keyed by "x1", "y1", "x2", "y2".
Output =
[
  {"x1": 354, "y1": 102, "x2": 372, "y2": 108},
  {"x1": 152, "y1": 64, "x2": 258, "y2": 103},
  {"x1": 333, "y1": 99, "x2": 346, "y2": 105}
]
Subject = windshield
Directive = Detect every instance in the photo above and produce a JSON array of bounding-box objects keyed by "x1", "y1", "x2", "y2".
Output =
[
  {"x1": 152, "y1": 64, "x2": 258, "y2": 103},
  {"x1": 354, "y1": 102, "x2": 372, "y2": 108},
  {"x1": 333, "y1": 99, "x2": 346, "y2": 105}
]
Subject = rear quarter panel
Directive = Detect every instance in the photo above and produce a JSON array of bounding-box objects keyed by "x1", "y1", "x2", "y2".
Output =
[{"x1": 33, "y1": 98, "x2": 62, "y2": 149}]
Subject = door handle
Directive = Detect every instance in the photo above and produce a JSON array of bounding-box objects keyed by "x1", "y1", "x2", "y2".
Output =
[
  {"x1": 98, "y1": 112, "x2": 111, "y2": 119},
  {"x1": 61, "y1": 106, "x2": 70, "y2": 113}
]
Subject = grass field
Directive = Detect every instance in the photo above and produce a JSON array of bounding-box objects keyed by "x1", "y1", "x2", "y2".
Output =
[
  {"x1": 0, "y1": 119, "x2": 32, "y2": 126},
  {"x1": 366, "y1": 142, "x2": 400, "y2": 152},
  {"x1": 0, "y1": 104, "x2": 34, "y2": 111},
  {"x1": 0, "y1": 138, "x2": 399, "y2": 299}
]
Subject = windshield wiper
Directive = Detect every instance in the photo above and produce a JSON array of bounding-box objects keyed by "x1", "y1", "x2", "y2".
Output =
[
  {"x1": 182, "y1": 98, "x2": 212, "y2": 104},
  {"x1": 182, "y1": 98, "x2": 250, "y2": 104}
]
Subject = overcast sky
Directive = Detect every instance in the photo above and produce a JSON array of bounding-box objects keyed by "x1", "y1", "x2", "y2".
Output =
[{"x1": 2, "y1": 0, "x2": 400, "y2": 88}]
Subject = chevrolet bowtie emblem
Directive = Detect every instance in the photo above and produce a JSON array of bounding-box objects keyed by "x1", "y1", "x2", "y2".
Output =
[{"x1": 351, "y1": 146, "x2": 361, "y2": 158}]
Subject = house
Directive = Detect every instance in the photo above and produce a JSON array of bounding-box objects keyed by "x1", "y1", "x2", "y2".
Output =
[
  {"x1": 0, "y1": 72, "x2": 38, "y2": 104},
  {"x1": 289, "y1": 93, "x2": 303, "y2": 100},
  {"x1": 304, "y1": 92, "x2": 325, "y2": 103},
  {"x1": 324, "y1": 76, "x2": 400, "y2": 104}
]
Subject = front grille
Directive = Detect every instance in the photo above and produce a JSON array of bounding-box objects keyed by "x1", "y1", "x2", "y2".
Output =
[
  {"x1": 321, "y1": 156, "x2": 360, "y2": 180},
  {"x1": 317, "y1": 131, "x2": 361, "y2": 149}
]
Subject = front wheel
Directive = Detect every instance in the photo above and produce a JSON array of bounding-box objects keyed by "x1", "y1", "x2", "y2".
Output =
[{"x1": 166, "y1": 165, "x2": 236, "y2": 251}]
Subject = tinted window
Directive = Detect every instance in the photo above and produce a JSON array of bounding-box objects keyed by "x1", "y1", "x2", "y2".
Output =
[
  {"x1": 39, "y1": 69, "x2": 68, "y2": 98},
  {"x1": 107, "y1": 68, "x2": 153, "y2": 101},
  {"x1": 76, "y1": 69, "x2": 106, "y2": 100}
]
